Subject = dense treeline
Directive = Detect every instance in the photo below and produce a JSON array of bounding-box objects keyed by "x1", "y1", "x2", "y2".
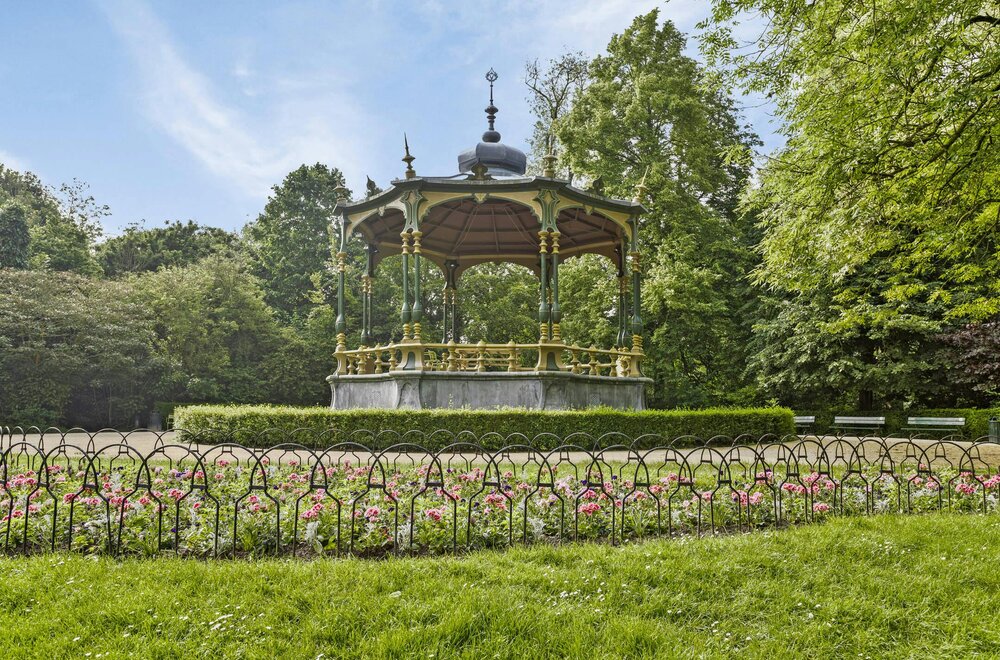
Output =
[{"x1": 1, "y1": 5, "x2": 997, "y2": 427}]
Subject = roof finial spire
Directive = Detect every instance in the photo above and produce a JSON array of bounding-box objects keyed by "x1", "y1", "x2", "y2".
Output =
[
  {"x1": 483, "y1": 68, "x2": 501, "y2": 143},
  {"x1": 542, "y1": 133, "x2": 557, "y2": 178},
  {"x1": 402, "y1": 133, "x2": 416, "y2": 179},
  {"x1": 633, "y1": 166, "x2": 650, "y2": 202}
]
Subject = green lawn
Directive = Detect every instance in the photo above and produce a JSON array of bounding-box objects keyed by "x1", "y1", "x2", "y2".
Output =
[{"x1": 1, "y1": 515, "x2": 999, "y2": 658}]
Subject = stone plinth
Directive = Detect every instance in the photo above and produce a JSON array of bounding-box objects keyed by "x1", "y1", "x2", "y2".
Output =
[{"x1": 326, "y1": 371, "x2": 650, "y2": 411}]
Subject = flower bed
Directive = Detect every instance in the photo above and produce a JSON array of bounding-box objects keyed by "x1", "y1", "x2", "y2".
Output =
[{"x1": 1, "y1": 437, "x2": 996, "y2": 558}]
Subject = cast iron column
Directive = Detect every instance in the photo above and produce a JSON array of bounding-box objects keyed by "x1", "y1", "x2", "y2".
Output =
[{"x1": 400, "y1": 231, "x2": 412, "y2": 340}]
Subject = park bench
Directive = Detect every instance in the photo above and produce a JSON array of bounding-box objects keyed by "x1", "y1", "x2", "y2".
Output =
[
  {"x1": 832, "y1": 415, "x2": 886, "y2": 436},
  {"x1": 793, "y1": 415, "x2": 816, "y2": 433},
  {"x1": 900, "y1": 417, "x2": 965, "y2": 438}
]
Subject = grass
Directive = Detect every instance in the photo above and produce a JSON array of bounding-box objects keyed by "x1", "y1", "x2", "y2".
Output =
[{"x1": 1, "y1": 514, "x2": 999, "y2": 658}]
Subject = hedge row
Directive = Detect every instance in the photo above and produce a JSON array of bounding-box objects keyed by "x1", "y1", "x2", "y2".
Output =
[
  {"x1": 173, "y1": 405, "x2": 796, "y2": 450},
  {"x1": 795, "y1": 408, "x2": 1000, "y2": 438}
]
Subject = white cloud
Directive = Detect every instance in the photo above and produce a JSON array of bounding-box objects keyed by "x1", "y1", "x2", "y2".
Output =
[
  {"x1": 98, "y1": 0, "x2": 365, "y2": 198},
  {"x1": 0, "y1": 149, "x2": 29, "y2": 173}
]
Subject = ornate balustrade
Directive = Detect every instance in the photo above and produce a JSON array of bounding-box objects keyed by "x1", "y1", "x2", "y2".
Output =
[{"x1": 337, "y1": 340, "x2": 642, "y2": 378}]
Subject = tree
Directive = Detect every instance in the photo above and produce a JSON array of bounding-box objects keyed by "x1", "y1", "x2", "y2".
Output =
[
  {"x1": 701, "y1": 0, "x2": 1000, "y2": 321},
  {"x1": 0, "y1": 202, "x2": 30, "y2": 268},
  {"x1": 27, "y1": 179, "x2": 105, "y2": 275},
  {"x1": 555, "y1": 11, "x2": 763, "y2": 406},
  {"x1": 699, "y1": 0, "x2": 1000, "y2": 408},
  {"x1": 0, "y1": 167, "x2": 105, "y2": 275},
  {"x1": 0, "y1": 270, "x2": 162, "y2": 427},
  {"x1": 940, "y1": 318, "x2": 1000, "y2": 405},
  {"x1": 244, "y1": 164, "x2": 349, "y2": 321},
  {"x1": 132, "y1": 256, "x2": 285, "y2": 404},
  {"x1": 523, "y1": 52, "x2": 590, "y2": 177},
  {"x1": 99, "y1": 220, "x2": 240, "y2": 277}
]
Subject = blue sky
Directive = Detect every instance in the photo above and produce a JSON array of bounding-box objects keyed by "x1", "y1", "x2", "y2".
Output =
[{"x1": 0, "y1": 1, "x2": 780, "y2": 235}]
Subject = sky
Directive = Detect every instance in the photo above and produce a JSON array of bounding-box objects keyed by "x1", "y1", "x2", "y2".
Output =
[{"x1": 0, "y1": 1, "x2": 780, "y2": 235}]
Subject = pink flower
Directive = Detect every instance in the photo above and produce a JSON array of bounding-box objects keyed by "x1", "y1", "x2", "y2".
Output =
[
  {"x1": 301, "y1": 509, "x2": 317, "y2": 520},
  {"x1": 425, "y1": 508, "x2": 444, "y2": 522},
  {"x1": 214, "y1": 473, "x2": 225, "y2": 480},
  {"x1": 748, "y1": 492, "x2": 764, "y2": 506},
  {"x1": 63, "y1": 493, "x2": 77, "y2": 504},
  {"x1": 364, "y1": 506, "x2": 380, "y2": 521},
  {"x1": 167, "y1": 489, "x2": 184, "y2": 501},
  {"x1": 955, "y1": 482, "x2": 977, "y2": 496},
  {"x1": 578, "y1": 502, "x2": 601, "y2": 516},
  {"x1": 813, "y1": 502, "x2": 831, "y2": 513}
]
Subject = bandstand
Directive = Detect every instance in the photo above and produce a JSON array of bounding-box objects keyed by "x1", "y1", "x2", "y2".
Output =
[{"x1": 327, "y1": 70, "x2": 650, "y2": 410}]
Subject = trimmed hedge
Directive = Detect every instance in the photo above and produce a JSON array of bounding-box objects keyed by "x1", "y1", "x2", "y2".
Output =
[
  {"x1": 795, "y1": 408, "x2": 999, "y2": 438},
  {"x1": 173, "y1": 405, "x2": 796, "y2": 450}
]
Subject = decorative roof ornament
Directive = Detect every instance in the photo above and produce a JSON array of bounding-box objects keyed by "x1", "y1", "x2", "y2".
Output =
[
  {"x1": 483, "y1": 68, "x2": 501, "y2": 143},
  {"x1": 633, "y1": 166, "x2": 650, "y2": 202},
  {"x1": 457, "y1": 68, "x2": 527, "y2": 176},
  {"x1": 542, "y1": 134, "x2": 557, "y2": 178},
  {"x1": 402, "y1": 134, "x2": 416, "y2": 179}
]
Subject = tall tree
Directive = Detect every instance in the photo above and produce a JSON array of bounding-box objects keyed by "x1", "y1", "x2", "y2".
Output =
[
  {"x1": 523, "y1": 52, "x2": 590, "y2": 178},
  {"x1": 556, "y1": 11, "x2": 762, "y2": 406},
  {"x1": 0, "y1": 167, "x2": 105, "y2": 276},
  {"x1": 700, "y1": 0, "x2": 1000, "y2": 407},
  {"x1": 0, "y1": 202, "x2": 30, "y2": 269},
  {"x1": 701, "y1": 0, "x2": 1000, "y2": 320},
  {"x1": 244, "y1": 164, "x2": 349, "y2": 321}
]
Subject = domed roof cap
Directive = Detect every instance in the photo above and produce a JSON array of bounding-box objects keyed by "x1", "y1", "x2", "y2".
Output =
[{"x1": 457, "y1": 69, "x2": 527, "y2": 177}]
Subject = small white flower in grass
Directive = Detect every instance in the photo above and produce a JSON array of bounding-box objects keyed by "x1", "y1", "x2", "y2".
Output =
[{"x1": 389, "y1": 591, "x2": 402, "y2": 598}]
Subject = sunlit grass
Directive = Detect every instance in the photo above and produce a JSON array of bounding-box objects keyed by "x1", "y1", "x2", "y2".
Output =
[{"x1": 1, "y1": 514, "x2": 999, "y2": 658}]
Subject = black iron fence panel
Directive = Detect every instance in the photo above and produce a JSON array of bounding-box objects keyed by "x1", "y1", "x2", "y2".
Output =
[{"x1": 0, "y1": 426, "x2": 996, "y2": 558}]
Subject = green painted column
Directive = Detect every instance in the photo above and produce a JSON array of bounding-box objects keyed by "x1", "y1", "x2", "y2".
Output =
[
  {"x1": 412, "y1": 231, "x2": 423, "y2": 341},
  {"x1": 549, "y1": 231, "x2": 561, "y2": 342},
  {"x1": 400, "y1": 231, "x2": 412, "y2": 340},
  {"x1": 537, "y1": 231, "x2": 550, "y2": 341}
]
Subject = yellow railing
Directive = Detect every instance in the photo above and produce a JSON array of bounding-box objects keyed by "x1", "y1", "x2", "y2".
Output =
[{"x1": 335, "y1": 340, "x2": 643, "y2": 378}]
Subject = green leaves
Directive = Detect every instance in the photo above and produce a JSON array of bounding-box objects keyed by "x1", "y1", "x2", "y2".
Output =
[
  {"x1": 552, "y1": 10, "x2": 763, "y2": 407},
  {"x1": 243, "y1": 163, "x2": 348, "y2": 321}
]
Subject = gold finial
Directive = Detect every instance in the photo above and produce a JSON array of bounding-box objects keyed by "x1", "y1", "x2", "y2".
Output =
[
  {"x1": 633, "y1": 166, "x2": 650, "y2": 202},
  {"x1": 542, "y1": 134, "x2": 557, "y2": 178},
  {"x1": 402, "y1": 134, "x2": 416, "y2": 179}
]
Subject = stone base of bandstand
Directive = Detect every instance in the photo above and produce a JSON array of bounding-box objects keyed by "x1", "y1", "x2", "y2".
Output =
[{"x1": 326, "y1": 371, "x2": 651, "y2": 411}]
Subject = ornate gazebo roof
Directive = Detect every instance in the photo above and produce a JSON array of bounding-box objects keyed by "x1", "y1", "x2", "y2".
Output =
[{"x1": 336, "y1": 176, "x2": 645, "y2": 276}]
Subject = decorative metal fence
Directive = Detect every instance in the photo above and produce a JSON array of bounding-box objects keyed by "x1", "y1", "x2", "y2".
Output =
[{"x1": 0, "y1": 426, "x2": 997, "y2": 559}]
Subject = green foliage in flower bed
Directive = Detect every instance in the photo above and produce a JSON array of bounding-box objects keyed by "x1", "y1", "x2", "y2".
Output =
[
  {"x1": 0, "y1": 515, "x2": 999, "y2": 657},
  {"x1": 3, "y1": 450, "x2": 990, "y2": 559},
  {"x1": 172, "y1": 405, "x2": 795, "y2": 448}
]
